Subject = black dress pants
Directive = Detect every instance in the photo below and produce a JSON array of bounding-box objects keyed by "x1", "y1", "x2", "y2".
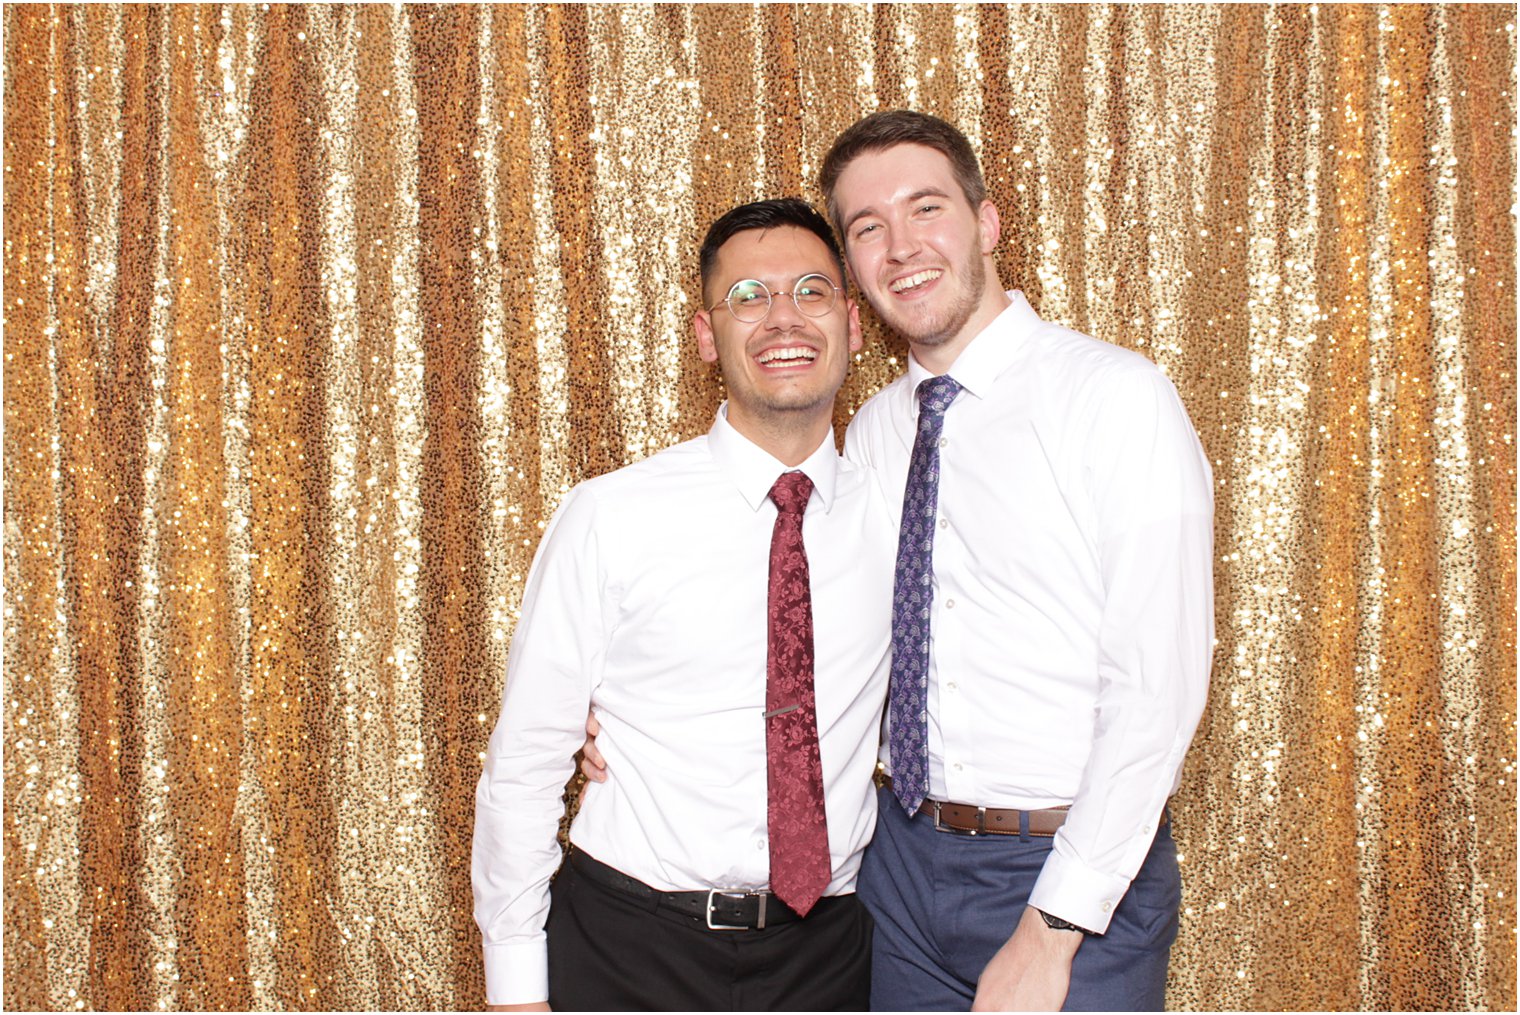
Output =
[{"x1": 546, "y1": 852, "x2": 872, "y2": 1011}]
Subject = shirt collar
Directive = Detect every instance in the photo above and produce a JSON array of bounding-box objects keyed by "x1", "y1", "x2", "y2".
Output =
[
  {"x1": 904, "y1": 289, "x2": 1041, "y2": 401},
  {"x1": 707, "y1": 402, "x2": 840, "y2": 513}
]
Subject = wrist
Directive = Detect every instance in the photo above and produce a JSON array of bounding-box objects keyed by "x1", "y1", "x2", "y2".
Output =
[
  {"x1": 1015, "y1": 905, "x2": 1084, "y2": 961},
  {"x1": 1034, "y1": 907, "x2": 1093, "y2": 936}
]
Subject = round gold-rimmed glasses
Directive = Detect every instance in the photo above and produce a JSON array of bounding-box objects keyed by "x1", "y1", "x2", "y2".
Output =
[{"x1": 708, "y1": 273, "x2": 843, "y2": 323}]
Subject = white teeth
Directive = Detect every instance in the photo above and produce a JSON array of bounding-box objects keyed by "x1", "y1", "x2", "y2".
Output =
[
  {"x1": 890, "y1": 269, "x2": 942, "y2": 293},
  {"x1": 757, "y1": 347, "x2": 818, "y2": 365}
]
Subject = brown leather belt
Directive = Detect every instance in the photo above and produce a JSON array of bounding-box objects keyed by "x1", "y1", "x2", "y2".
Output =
[
  {"x1": 917, "y1": 798, "x2": 1070, "y2": 836},
  {"x1": 915, "y1": 797, "x2": 1169, "y2": 837}
]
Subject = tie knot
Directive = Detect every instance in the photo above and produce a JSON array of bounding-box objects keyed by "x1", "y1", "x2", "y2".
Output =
[
  {"x1": 916, "y1": 375, "x2": 962, "y2": 416},
  {"x1": 769, "y1": 471, "x2": 814, "y2": 515}
]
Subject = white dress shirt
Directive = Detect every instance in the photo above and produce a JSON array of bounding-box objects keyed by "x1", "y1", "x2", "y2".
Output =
[
  {"x1": 844, "y1": 291, "x2": 1214, "y2": 935},
  {"x1": 473, "y1": 405, "x2": 895, "y2": 1006}
]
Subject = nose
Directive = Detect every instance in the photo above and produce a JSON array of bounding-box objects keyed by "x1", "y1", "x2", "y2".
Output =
[
  {"x1": 885, "y1": 220, "x2": 920, "y2": 264},
  {"x1": 765, "y1": 289, "x2": 808, "y2": 330}
]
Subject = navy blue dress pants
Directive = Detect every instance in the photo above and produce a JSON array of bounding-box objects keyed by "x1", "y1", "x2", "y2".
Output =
[{"x1": 858, "y1": 786, "x2": 1181, "y2": 1011}]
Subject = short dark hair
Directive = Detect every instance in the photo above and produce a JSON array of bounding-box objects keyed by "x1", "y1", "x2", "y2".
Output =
[
  {"x1": 818, "y1": 110, "x2": 987, "y2": 234},
  {"x1": 698, "y1": 198, "x2": 845, "y2": 304}
]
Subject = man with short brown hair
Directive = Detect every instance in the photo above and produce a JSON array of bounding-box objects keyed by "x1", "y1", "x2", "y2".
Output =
[{"x1": 822, "y1": 110, "x2": 1214, "y2": 1012}]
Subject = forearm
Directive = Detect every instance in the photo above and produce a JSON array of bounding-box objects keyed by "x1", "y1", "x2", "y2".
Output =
[
  {"x1": 1031, "y1": 528, "x2": 1210, "y2": 930},
  {"x1": 474, "y1": 736, "x2": 579, "y2": 1006}
]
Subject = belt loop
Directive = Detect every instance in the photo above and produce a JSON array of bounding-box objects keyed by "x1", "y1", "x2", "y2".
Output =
[{"x1": 1018, "y1": 809, "x2": 1030, "y2": 841}]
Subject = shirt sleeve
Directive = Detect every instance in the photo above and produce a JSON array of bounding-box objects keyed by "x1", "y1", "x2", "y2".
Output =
[
  {"x1": 472, "y1": 485, "x2": 610, "y2": 1005},
  {"x1": 1027, "y1": 366, "x2": 1215, "y2": 934}
]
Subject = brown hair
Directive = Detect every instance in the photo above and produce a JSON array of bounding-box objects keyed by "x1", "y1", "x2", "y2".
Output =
[{"x1": 818, "y1": 110, "x2": 987, "y2": 234}]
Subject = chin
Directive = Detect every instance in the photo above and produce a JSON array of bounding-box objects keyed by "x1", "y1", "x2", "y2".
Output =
[
  {"x1": 768, "y1": 396, "x2": 832, "y2": 416},
  {"x1": 881, "y1": 307, "x2": 959, "y2": 348},
  {"x1": 904, "y1": 323, "x2": 959, "y2": 348},
  {"x1": 909, "y1": 292, "x2": 985, "y2": 348},
  {"x1": 755, "y1": 388, "x2": 835, "y2": 416}
]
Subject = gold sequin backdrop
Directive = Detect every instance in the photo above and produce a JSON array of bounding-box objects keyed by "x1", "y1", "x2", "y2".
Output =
[{"x1": 2, "y1": 2, "x2": 1515, "y2": 1010}]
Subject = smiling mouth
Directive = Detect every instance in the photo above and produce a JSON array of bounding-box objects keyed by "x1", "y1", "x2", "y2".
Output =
[
  {"x1": 756, "y1": 346, "x2": 819, "y2": 366},
  {"x1": 890, "y1": 269, "x2": 943, "y2": 294}
]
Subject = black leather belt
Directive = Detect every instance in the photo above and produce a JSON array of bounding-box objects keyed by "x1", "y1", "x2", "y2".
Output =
[{"x1": 568, "y1": 849, "x2": 807, "y2": 930}]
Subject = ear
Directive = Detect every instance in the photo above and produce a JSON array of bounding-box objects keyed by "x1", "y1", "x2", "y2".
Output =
[
  {"x1": 977, "y1": 199, "x2": 1001, "y2": 254},
  {"x1": 694, "y1": 309, "x2": 719, "y2": 364},
  {"x1": 847, "y1": 299, "x2": 863, "y2": 353}
]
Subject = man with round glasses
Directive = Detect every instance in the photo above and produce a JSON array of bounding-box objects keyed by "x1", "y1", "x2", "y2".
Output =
[{"x1": 473, "y1": 198, "x2": 896, "y2": 1010}]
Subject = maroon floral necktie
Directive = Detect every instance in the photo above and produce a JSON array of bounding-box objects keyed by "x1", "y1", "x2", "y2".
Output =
[{"x1": 765, "y1": 471, "x2": 830, "y2": 917}]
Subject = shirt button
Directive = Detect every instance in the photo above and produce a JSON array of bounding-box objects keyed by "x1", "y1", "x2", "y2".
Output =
[
  {"x1": 938, "y1": 517, "x2": 948, "y2": 529},
  {"x1": 953, "y1": 762, "x2": 963, "y2": 772},
  {"x1": 945, "y1": 598, "x2": 956, "y2": 609},
  {"x1": 1142, "y1": 824, "x2": 1153, "y2": 835},
  {"x1": 756, "y1": 839, "x2": 766, "y2": 851},
  {"x1": 938, "y1": 436, "x2": 949, "y2": 448},
  {"x1": 947, "y1": 681, "x2": 958, "y2": 691},
  {"x1": 1101, "y1": 901, "x2": 1113, "y2": 912}
]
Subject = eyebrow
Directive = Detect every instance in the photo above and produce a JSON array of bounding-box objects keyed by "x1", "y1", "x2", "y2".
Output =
[
  {"x1": 709, "y1": 270, "x2": 839, "y2": 307},
  {"x1": 841, "y1": 187, "x2": 954, "y2": 233},
  {"x1": 729, "y1": 270, "x2": 840, "y2": 292}
]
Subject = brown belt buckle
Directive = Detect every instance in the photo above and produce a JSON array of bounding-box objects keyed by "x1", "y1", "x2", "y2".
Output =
[{"x1": 932, "y1": 801, "x2": 986, "y2": 836}]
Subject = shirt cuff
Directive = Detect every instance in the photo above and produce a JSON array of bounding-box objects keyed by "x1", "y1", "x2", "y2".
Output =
[
  {"x1": 483, "y1": 939, "x2": 549, "y2": 1007},
  {"x1": 1027, "y1": 848, "x2": 1133, "y2": 936}
]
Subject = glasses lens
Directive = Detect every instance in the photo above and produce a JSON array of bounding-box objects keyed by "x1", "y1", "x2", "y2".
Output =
[
  {"x1": 727, "y1": 280, "x2": 771, "y2": 322},
  {"x1": 792, "y1": 274, "x2": 837, "y2": 317}
]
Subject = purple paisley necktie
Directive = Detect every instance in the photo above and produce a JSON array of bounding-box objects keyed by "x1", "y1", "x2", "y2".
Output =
[
  {"x1": 889, "y1": 375, "x2": 962, "y2": 814},
  {"x1": 765, "y1": 471, "x2": 830, "y2": 916}
]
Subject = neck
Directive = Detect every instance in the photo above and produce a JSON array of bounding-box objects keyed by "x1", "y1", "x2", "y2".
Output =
[
  {"x1": 911, "y1": 272, "x2": 1011, "y2": 376},
  {"x1": 725, "y1": 405, "x2": 832, "y2": 467}
]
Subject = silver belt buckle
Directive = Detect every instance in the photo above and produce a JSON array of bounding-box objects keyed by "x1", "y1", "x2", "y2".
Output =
[
  {"x1": 706, "y1": 888, "x2": 767, "y2": 930},
  {"x1": 932, "y1": 801, "x2": 986, "y2": 835}
]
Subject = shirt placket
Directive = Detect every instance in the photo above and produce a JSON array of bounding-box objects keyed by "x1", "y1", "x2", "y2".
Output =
[{"x1": 925, "y1": 411, "x2": 975, "y2": 805}]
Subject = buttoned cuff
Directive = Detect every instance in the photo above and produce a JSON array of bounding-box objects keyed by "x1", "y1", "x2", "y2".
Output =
[
  {"x1": 1027, "y1": 850, "x2": 1133, "y2": 936},
  {"x1": 483, "y1": 939, "x2": 549, "y2": 1006}
]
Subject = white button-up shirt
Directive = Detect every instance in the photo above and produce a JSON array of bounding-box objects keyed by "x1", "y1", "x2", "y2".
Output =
[
  {"x1": 473, "y1": 406, "x2": 895, "y2": 1005},
  {"x1": 845, "y1": 291, "x2": 1214, "y2": 934}
]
